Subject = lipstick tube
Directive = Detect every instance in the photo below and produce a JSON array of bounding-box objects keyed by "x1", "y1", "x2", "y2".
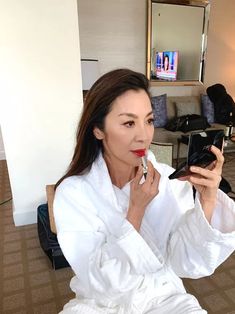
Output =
[{"x1": 141, "y1": 156, "x2": 148, "y2": 179}]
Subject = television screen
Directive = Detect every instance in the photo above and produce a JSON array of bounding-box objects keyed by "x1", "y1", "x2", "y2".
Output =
[{"x1": 155, "y1": 51, "x2": 178, "y2": 81}]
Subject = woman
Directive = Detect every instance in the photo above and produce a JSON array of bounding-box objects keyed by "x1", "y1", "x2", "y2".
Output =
[
  {"x1": 54, "y1": 69, "x2": 235, "y2": 314},
  {"x1": 163, "y1": 54, "x2": 169, "y2": 71}
]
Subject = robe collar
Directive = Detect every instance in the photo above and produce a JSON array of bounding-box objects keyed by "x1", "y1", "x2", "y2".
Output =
[{"x1": 86, "y1": 152, "x2": 123, "y2": 212}]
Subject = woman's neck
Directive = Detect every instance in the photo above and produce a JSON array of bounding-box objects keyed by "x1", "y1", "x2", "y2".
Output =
[{"x1": 103, "y1": 155, "x2": 136, "y2": 189}]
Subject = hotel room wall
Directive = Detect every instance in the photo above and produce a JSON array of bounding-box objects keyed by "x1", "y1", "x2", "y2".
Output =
[
  {"x1": 0, "y1": 127, "x2": 6, "y2": 160},
  {"x1": 78, "y1": 0, "x2": 235, "y2": 98},
  {"x1": 204, "y1": 0, "x2": 235, "y2": 100},
  {"x1": 0, "y1": 0, "x2": 83, "y2": 225}
]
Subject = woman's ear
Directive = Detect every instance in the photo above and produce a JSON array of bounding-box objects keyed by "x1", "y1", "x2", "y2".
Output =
[{"x1": 93, "y1": 127, "x2": 104, "y2": 140}]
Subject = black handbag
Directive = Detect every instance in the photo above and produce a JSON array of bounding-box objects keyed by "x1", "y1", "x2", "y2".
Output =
[{"x1": 165, "y1": 114, "x2": 210, "y2": 133}]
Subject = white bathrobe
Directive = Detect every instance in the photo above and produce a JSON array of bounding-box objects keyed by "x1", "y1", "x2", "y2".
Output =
[{"x1": 53, "y1": 151, "x2": 235, "y2": 314}]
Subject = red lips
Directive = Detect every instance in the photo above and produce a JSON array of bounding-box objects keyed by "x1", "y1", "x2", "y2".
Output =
[{"x1": 131, "y1": 149, "x2": 146, "y2": 157}]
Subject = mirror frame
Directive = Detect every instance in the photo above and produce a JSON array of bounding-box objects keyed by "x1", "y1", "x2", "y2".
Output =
[{"x1": 147, "y1": 0, "x2": 210, "y2": 86}]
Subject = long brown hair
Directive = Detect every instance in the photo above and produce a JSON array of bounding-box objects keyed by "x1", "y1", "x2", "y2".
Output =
[{"x1": 55, "y1": 68, "x2": 150, "y2": 188}]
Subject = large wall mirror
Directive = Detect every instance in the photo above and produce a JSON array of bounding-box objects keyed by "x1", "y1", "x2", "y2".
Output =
[{"x1": 147, "y1": 0, "x2": 210, "y2": 86}]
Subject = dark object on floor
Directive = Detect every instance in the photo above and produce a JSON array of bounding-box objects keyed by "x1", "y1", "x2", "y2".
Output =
[
  {"x1": 37, "y1": 203, "x2": 70, "y2": 269},
  {"x1": 206, "y1": 84, "x2": 235, "y2": 124}
]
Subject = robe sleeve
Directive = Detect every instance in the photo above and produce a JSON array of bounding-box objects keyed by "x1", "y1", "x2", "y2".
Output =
[
  {"x1": 166, "y1": 174, "x2": 235, "y2": 279},
  {"x1": 53, "y1": 179, "x2": 163, "y2": 301},
  {"x1": 146, "y1": 152, "x2": 235, "y2": 279}
]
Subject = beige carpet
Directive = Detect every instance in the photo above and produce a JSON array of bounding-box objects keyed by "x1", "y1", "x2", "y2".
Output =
[
  {"x1": 0, "y1": 155, "x2": 235, "y2": 314},
  {"x1": 0, "y1": 160, "x2": 75, "y2": 314}
]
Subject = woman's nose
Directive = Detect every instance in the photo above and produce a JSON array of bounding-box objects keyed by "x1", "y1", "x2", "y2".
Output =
[{"x1": 135, "y1": 124, "x2": 149, "y2": 142}]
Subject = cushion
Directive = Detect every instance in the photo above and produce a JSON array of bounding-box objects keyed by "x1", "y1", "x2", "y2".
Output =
[
  {"x1": 151, "y1": 94, "x2": 167, "y2": 127},
  {"x1": 175, "y1": 101, "x2": 197, "y2": 117},
  {"x1": 201, "y1": 94, "x2": 215, "y2": 124}
]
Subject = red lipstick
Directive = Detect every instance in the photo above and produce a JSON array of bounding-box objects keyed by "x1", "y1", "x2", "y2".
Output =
[{"x1": 131, "y1": 149, "x2": 146, "y2": 157}]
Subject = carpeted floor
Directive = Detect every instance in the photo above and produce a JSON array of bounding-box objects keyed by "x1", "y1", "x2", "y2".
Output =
[
  {"x1": 0, "y1": 154, "x2": 235, "y2": 314},
  {"x1": 0, "y1": 160, "x2": 75, "y2": 314}
]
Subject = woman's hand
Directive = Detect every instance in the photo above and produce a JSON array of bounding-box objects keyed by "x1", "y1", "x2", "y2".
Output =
[
  {"x1": 186, "y1": 145, "x2": 224, "y2": 222},
  {"x1": 126, "y1": 161, "x2": 160, "y2": 231}
]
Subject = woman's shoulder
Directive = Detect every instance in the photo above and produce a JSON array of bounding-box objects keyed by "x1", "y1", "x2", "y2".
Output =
[
  {"x1": 56, "y1": 175, "x2": 82, "y2": 191},
  {"x1": 55, "y1": 174, "x2": 89, "y2": 202},
  {"x1": 54, "y1": 174, "x2": 100, "y2": 233}
]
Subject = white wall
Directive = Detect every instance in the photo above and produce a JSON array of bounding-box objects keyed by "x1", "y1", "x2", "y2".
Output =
[
  {"x1": 0, "y1": 0, "x2": 83, "y2": 225},
  {"x1": 0, "y1": 127, "x2": 6, "y2": 160}
]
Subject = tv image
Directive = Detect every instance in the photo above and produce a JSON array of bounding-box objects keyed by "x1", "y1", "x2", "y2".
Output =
[{"x1": 155, "y1": 51, "x2": 178, "y2": 81}]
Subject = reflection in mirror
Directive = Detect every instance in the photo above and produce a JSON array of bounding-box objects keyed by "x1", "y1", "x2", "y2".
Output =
[{"x1": 147, "y1": 0, "x2": 210, "y2": 86}]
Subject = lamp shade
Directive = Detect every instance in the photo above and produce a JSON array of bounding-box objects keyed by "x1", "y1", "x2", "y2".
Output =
[{"x1": 81, "y1": 59, "x2": 100, "y2": 90}]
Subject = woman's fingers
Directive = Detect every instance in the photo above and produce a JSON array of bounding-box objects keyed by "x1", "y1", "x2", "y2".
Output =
[
  {"x1": 151, "y1": 168, "x2": 160, "y2": 193},
  {"x1": 189, "y1": 165, "x2": 221, "y2": 187},
  {"x1": 210, "y1": 145, "x2": 224, "y2": 174},
  {"x1": 133, "y1": 161, "x2": 156, "y2": 185},
  {"x1": 189, "y1": 145, "x2": 224, "y2": 178},
  {"x1": 190, "y1": 166, "x2": 213, "y2": 178},
  {"x1": 133, "y1": 165, "x2": 144, "y2": 185},
  {"x1": 145, "y1": 161, "x2": 155, "y2": 183},
  {"x1": 133, "y1": 161, "x2": 160, "y2": 192},
  {"x1": 186, "y1": 145, "x2": 224, "y2": 218}
]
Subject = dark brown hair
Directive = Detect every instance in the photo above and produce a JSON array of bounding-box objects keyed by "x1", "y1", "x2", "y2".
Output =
[{"x1": 55, "y1": 68, "x2": 150, "y2": 188}]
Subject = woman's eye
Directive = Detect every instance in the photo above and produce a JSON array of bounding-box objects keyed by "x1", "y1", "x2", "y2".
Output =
[
  {"x1": 147, "y1": 118, "x2": 154, "y2": 125},
  {"x1": 123, "y1": 121, "x2": 135, "y2": 127}
]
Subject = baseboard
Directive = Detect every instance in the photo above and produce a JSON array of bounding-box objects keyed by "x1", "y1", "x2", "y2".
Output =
[
  {"x1": 0, "y1": 150, "x2": 6, "y2": 160},
  {"x1": 13, "y1": 209, "x2": 37, "y2": 226}
]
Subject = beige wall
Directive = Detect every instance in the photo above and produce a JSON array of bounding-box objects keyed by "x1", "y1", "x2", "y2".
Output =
[
  {"x1": 0, "y1": 0, "x2": 83, "y2": 225},
  {"x1": 78, "y1": 0, "x2": 147, "y2": 75},
  {"x1": 78, "y1": 0, "x2": 235, "y2": 98},
  {"x1": 204, "y1": 0, "x2": 235, "y2": 99}
]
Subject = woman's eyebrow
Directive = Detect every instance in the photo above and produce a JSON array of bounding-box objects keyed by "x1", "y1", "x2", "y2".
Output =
[
  {"x1": 118, "y1": 113, "x2": 138, "y2": 118},
  {"x1": 146, "y1": 111, "x2": 153, "y2": 117},
  {"x1": 118, "y1": 111, "x2": 153, "y2": 118}
]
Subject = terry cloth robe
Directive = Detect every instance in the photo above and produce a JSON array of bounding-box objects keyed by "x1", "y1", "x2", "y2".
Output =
[{"x1": 53, "y1": 151, "x2": 235, "y2": 314}]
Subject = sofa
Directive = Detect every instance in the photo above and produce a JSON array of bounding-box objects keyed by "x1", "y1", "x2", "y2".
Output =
[{"x1": 151, "y1": 95, "x2": 227, "y2": 159}]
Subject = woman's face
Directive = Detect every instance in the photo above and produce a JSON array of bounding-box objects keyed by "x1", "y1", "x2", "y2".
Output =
[{"x1": 94, "y1": 89, "x2": 154, "y2": 170}]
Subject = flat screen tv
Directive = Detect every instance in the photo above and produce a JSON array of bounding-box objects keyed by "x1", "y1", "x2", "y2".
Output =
[{"x1": 155, "y1": 51, "x2": 178, "y2": 81}]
